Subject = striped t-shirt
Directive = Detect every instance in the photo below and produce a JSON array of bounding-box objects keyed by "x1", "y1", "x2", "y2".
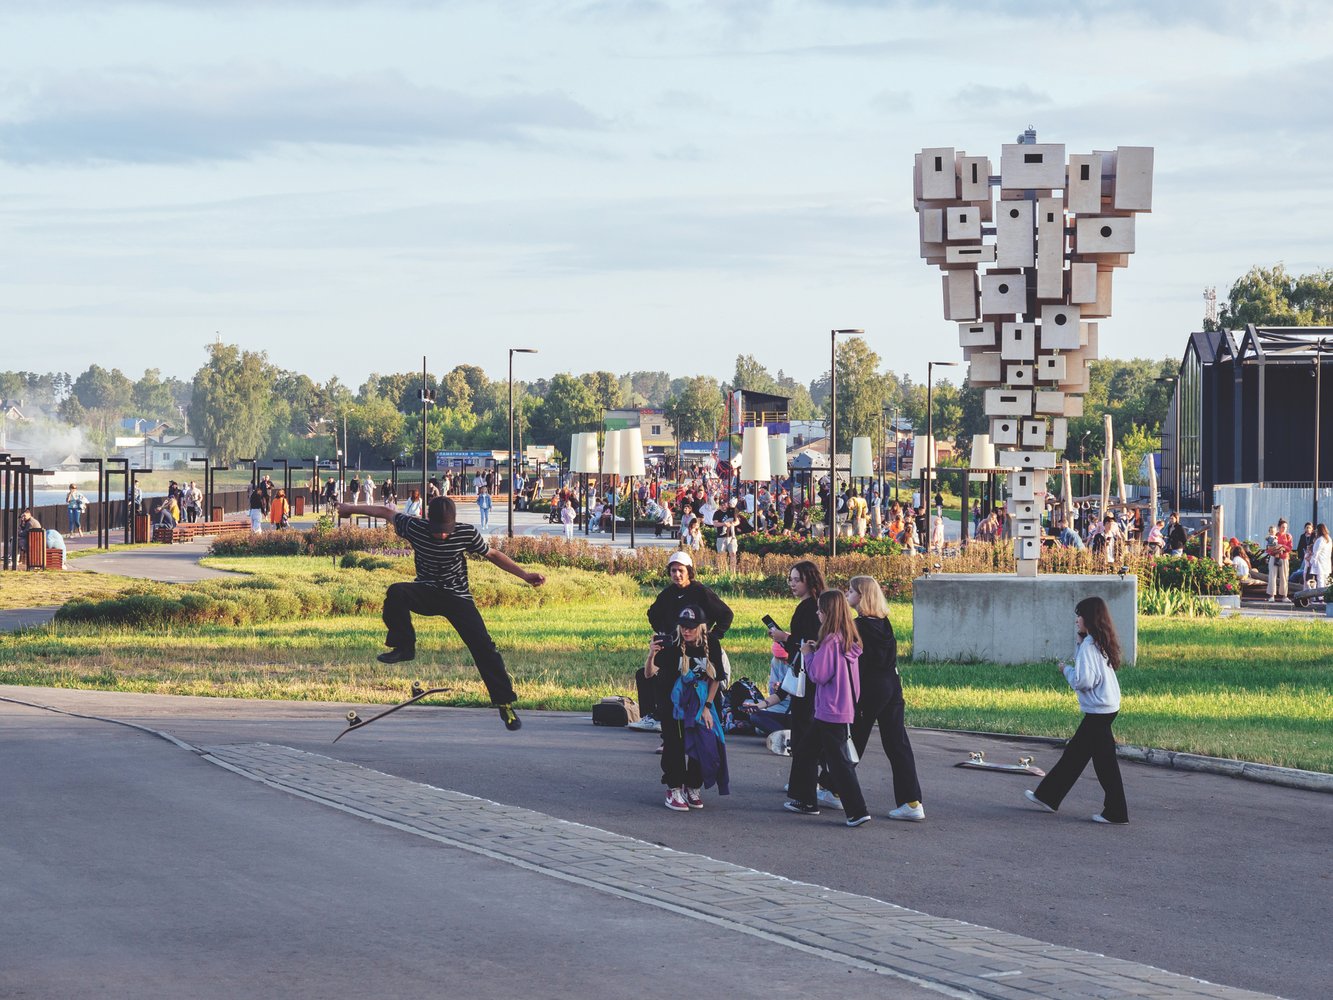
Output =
[{"x1": 393, "y1": 513, "x2": 489, "y2": 599}]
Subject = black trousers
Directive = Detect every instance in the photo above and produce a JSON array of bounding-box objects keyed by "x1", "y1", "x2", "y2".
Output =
[
  {"x1": 382, "y1": 582, "x2": 517, "y2": 705},
  {"x1": 851, "y1": 677, "x2": 922, "y2": 807},
  {"x1": 789, "y1": 720, "x2": 867, "y2": 819},
  {"x1": 785, "y1": 692, "x2": 833, "y2": 793},
  {"x1": 1034, "y1": 712, "x2": 1128, "y2": 823},
  {"x1": 634, "y1": 668, "x2": 661, "y2": 720},
  {"x1": 660, "y1": 715, "x2": 702, "y2": 789}
]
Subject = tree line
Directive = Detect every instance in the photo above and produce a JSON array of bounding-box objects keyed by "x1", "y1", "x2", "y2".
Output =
[{"x1": 5, "y1": 264, "x2": 1325, "y2": 479}]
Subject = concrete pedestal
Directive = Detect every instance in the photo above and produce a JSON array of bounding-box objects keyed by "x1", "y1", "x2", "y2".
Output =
[{"x1": 912, "y1": 574, "x2": 1137, "y2": 665}]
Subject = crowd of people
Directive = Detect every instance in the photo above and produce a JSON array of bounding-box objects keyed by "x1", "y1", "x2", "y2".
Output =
[{"x1": 630, "y1": 549, "x2": 1128, "y2": 826}]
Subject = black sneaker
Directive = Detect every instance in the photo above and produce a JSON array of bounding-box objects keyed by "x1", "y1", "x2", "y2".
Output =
[
  {"x1": 783, "y1": 800, "x2": 820, "y2": 815},
  {"x1": 497, "y1": 703, "x2": 522, "y2": 731},
  {"x1": 377, "y1": 647, "x2": 415, "y2": 664}
]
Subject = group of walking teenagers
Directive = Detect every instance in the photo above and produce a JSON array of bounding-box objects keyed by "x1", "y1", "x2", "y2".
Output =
[{"x1": 340, "y1": 494, "x2": 1130, "y2": 827}]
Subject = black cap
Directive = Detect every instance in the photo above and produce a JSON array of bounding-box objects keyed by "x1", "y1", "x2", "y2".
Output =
[{"x1": 676, "y1": 605, "x2": 705, "y2": 626}]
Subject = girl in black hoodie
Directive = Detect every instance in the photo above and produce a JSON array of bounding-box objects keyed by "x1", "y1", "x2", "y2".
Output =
[{"x1": 847, "y1": 575, "x2": 924, "y2": 821}]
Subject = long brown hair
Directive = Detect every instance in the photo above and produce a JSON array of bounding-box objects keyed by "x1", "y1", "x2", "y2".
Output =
[
  {"x1": 1075, "y1": 596, "x2": 1122, "y2": 670},
  {"x1": 790, "y1": 560, "x2": 825, "y2": 598},
  {"x1": 817, "y1": 590, "x2": 860, "y2": 651}
]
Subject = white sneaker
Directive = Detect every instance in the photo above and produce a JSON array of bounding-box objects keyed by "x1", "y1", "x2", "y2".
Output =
[
  {"x1": 816, "y1": 787, "x2": 842, "y2": 809},
  {"x1": 888, "y1": 802, "x2": 925, "y2": 822},
  {"x1": 664, "y1": 788, "x2": 689, "y2": 812},
  {"x1": 684, "y1": 787, "x2": 703, "y2": 809},
  {"x1": 1024, "y1": 790, "x2": 1056, "y2": 813},
  {"x1": 627, "y1": 716, "x2": 661, "y2": 732},
  {"x1": 1092, "y1": 813, "x2": 1129, "y2": 825}
]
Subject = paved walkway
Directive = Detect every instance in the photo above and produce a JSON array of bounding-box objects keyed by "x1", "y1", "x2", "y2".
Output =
[{"x1": 201, "y1": 741, "x2": 1271, "y2": 999}]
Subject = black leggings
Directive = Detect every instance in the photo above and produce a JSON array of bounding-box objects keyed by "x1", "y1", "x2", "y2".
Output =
[
  {"x1": 1034, "y1": 712, "x2": 1127, "y2": 823},
  {"x1": 789, "y1": 720, "x2": 867, "y2": 819}
]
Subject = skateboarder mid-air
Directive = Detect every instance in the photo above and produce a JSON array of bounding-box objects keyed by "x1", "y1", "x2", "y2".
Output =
[{"x1": 338, "y1": 495, "x2": 544, "y2": 731}]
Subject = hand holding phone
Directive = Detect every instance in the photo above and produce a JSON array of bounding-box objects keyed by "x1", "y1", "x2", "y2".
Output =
[{"x1": 761, "y1": 614, "x2": 779, "y2": 633}]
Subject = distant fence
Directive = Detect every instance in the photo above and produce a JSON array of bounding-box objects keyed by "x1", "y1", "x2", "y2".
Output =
[
  {"x1": 1213, "y1": 484, "x2": 1333, "y2": 542},
  {"x1": 28, "y1": 487, "x2": 313, "y2": 539}
]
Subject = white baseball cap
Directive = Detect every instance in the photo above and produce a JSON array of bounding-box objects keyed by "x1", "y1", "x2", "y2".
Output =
[{"x1": 667, "y1": 551, "x2": 693, "y2": 568}]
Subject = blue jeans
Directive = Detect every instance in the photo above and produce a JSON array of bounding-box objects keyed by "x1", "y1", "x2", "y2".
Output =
[{"x1": 479, "y1": 508, "x2": 490, "y2": 528}]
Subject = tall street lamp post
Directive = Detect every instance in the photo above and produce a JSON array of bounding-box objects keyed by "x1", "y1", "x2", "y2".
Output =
[
  {"x1": 829, "y1": 328, "x2": 862, "y2": 557},
  {"x1": 508, "y1": 348, "x2": 538, "y2": 539},
  {"x1": 925, "y1": 360, "x2": 958, "y2": 552},
  {"x1": 1314, "y1": 340, "x2": 1327, "y2": 528}
]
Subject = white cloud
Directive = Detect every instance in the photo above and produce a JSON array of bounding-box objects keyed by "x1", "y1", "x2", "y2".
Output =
[{"x1": 0, "y1": 65, "x2": 602, "y2": 164}]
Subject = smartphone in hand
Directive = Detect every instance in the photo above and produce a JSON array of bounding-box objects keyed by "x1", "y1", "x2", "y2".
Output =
[{"x1": 761, "y1": 614, "x2": 779, "y2": 632}]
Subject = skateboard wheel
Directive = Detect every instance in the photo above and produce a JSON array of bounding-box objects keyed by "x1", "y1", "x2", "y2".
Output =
[
  {"x1": 411, "y1": 682, "x2": 425, "y2": 698},
  {"x1": 346, "y1": 711, "x2": 360, "y2": 725},
  {"x1": 969, "y1": 751, "x2": 985, "y2": 763},
  {"x1": 1019, "y1": 756, "x2": 1034, "y2": 767}
]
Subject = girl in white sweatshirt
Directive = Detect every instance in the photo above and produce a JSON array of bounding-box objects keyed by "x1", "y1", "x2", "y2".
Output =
[{"x1": 1024, "y1": 596, "x2": 1128, "y2": 825}]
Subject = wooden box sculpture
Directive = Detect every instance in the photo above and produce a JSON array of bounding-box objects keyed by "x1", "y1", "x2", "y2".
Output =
[{"x1": 914, "y1": 134, "x2": 1153, "y2": 574}]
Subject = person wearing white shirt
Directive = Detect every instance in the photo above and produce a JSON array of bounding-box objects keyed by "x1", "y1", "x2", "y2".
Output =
[{"x1": 1024, "y1": 596, "x2": 1128, "y2": 825}]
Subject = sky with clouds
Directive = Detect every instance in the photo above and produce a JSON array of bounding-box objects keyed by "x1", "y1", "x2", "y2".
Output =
[{"x1": 2, "y1": 0, "x2": 1331, "y2": 388}]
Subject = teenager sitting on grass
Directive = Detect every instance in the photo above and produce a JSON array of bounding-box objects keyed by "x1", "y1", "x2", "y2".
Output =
[{"x1": 338, "y1": 495, "x2": 543, "y2": 732}]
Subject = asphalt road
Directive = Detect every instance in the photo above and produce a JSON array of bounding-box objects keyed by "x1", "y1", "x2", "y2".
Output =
[
  {"x1": 0, "y1": 698, "x2": 912, "y2": 1000},
  {"x1": 3, "y1": 687, "x2": 1328, "y2": 999}
]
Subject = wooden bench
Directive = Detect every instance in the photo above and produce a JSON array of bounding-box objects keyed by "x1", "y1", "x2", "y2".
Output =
[{"x1": 152, "y1": 520, "x2": 252, "y2": 544}]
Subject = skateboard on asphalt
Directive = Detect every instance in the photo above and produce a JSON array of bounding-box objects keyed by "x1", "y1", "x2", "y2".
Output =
[
  {"x1": 767, "y1": 729, "x2": 792, "y2": 756},
  {"x1": 334, "y1": 682, "x2": 452, "y2": 742},
  {"x1": 954, "y1": 751, "x2": 1046, "y2": 776}
]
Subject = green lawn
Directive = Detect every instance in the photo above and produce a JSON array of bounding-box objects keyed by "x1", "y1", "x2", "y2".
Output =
[{"x1": 3, "y1": 555, "x2": 1330, "y2": 772}]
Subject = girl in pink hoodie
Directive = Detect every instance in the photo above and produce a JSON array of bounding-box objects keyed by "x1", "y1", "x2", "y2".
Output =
[{"x1": 783, "y1": 590, "x2": 871, "y2": 827}]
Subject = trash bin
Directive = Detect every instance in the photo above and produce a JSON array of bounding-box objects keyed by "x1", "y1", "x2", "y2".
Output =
[
  {"x1": 294, "y1": 495, "x2": 305, "y2": 517},
  {"x1": 134, "y1": 513, "x2": 150, "y2": 544},
  {"x1": 211, "y1": 506, "x2": 224, "y2": 523},
  {"x1": 26, "y1": 528, "x2": 46, "y2": 569}
]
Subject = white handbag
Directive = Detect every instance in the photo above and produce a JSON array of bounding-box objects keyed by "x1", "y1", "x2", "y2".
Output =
[{"x1": 779, "y1": 651, "x2": 806, "y2": 698}]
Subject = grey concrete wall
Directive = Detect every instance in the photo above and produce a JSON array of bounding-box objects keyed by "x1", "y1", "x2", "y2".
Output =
[{"x1": 912, "y1": 574, "x2": 1137, "y2": 665}]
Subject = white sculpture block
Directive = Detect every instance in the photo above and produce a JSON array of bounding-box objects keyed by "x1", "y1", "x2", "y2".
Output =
[
  {"x1": 985, "y1": 388, "x2": 1033, "y2": 416},
  {"x1": 1022, "y1": 419, "x2": 1047, "y2": 447},
  {"x1": 999, "y1": 143, "x2": 1066, "y2": 189},
  {"x1": 919, "y1": 147, "x2": 958, "y2": 200},
  {"x1": 1006, "y1": 363, "x2": 1034, "y2": 386},
  {"x1": 999, "y1": 449, "x2": 1056, "y2": 470},
  {"x1": 1070, "y1": 262, "x2": 1098, "y2": 304},
  {"x1": 1051, "y1": 417, "x2": 1068, "y2": 450},
  {"x1": 958, "y1": 322, "x2": 995, "y2": 347},
  {"x1": 920, "y1": 208, "x2": 944, "y2": 244},
  {"x1": 969, "y1": 352, "x2": 1002, "y2": 385},
  {"x1": 942, "y1": 270, "x2": 979, "y2": 320},
  {"x1": 1035, "y1": 390, "x2": 1066, "y2": 415},
  {"x1": 995, "y1": 199, "x2": 1035, "y2": 268},
  {"x1": 958, "y1": 155, "x2": 991, "y2": 201},
  {"x1": 1075, "y1": 215, "x2": 1136, "y2": 255},
  {"x1": 1112, "y1": 146, "x2": 1154, "y2": 211},
  {"x1": 1063, "y1": 395, "x2": 1085, "y2": 417},
  {"x1": 1040, "y1": 303, "x2": 1081, "y2": 350},
  {"x1": 946, "y1": 206, "x2": 981, "y2": 241},
  {"x1": 991, "y1": 417, "x2": 1019, "y2": 445},
  {"x1": 1014, "y1": 519, "x2": 1042, "y2": 538},
  {"x1": 947, "y1": 243, "x2": 996, "y2": 265},
  {"x1": 1037, "y1": 355, "x2": 1067, "y2": 382},
  {"x1": 1036, "y1": 196, "x2": 1065, "y2": 298},
  {"x1": 1013, "y1": 499, "x2": 1039, "y2": 520},
  {"x1": 1017, "y1": 536, "x2": 1042, "y2": 560},
  {"x1": 1010, "y1": 470, "x2": 1036, "y2": 501},
  {"x1": 1066, "y1": 153, "x2": 1103, "y2": 214},
  {"x1": 981, "y1": 272, "x2": 1027, "y2": 315},
  {"x1": 1001, "y1": 321, "x2": 1036, "y2": 360}
]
